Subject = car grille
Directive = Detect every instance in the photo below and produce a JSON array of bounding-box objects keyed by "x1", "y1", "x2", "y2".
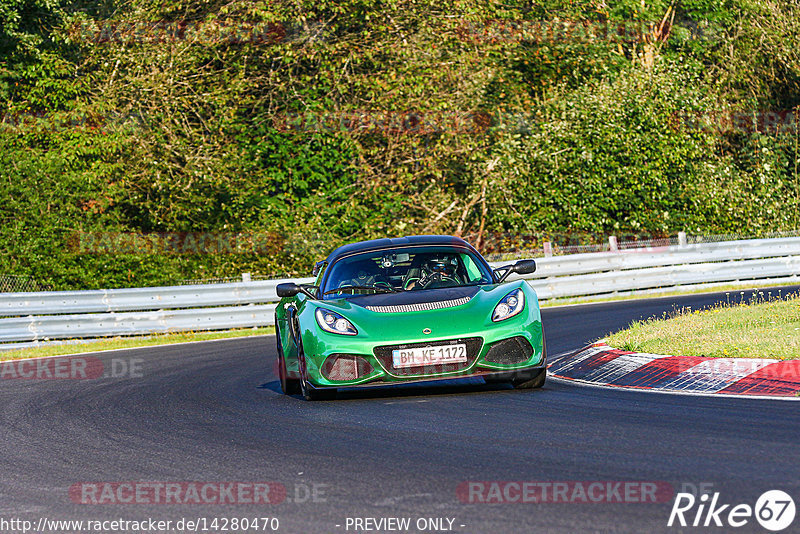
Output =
[
  {"x1": 364, "y1": 296, "x2": 471, "y2": 314},
  {"x1": 373, "y1": 337, "x2": 483, "y2": 376},
  {"x1": 484, "y1": 336, "x2": 535, "y2": 365}
]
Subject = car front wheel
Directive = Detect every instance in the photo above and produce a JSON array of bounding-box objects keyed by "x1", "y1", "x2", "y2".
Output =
[
  {"x1": 300, "y1": 366, "x2": 337, "y2": 401},
  {"x1": 511, "y1": 367, "x2": 546, "y2": 389},
  {"x1": 298, "y1": 347, "x2": 336, "y2": 401},
  {"x1": 276, "y1": 324, "x2": 300, "y2": 395},
  {"x1": 512, "y1": 332, "x2": 547, "y2": 389}
]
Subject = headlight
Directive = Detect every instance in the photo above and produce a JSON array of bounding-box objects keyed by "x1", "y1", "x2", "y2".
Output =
[
  {"x1": 315, "y1": 308, "x2": 358, "y2": 335},
  {"x1": 492, "y1": 289, "x2": 525, "y2": 322}
]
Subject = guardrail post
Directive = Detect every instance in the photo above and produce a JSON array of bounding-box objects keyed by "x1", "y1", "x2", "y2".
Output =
[
  {"x1": 608, "y1": 235, "x2": 618, "y2": 252},
  {"x1": 678, "y1": 231, "x2": 688, "y2": 248},
  {"x1": 242, "y1": 272, "x2": 251, "y2": 283},
  {"x1": 543, "y1": 241, "x2": 553, "y2": 257}
]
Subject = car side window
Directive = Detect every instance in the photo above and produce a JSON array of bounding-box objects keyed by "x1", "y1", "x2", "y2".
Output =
[
  {"x1": 322, "y1": 247, "x2": 494, "y2": 297},
  {"x1": 461, "y1": 253, "x2": 487, "y2": 283},
  {"x1": 313, "y1": 262, "x2": 327, "y2": 287}
]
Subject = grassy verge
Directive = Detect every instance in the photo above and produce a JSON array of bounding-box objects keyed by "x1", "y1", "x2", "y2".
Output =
[
  {"x1": 0, "y1": 327, "x2": 275, "y2": 362},
  {"x1": 605, "y1": 293, "x2": 800, "y2": 359}
]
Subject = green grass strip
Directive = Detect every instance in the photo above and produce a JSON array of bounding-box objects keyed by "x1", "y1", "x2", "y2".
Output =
[{"x1": 605, "y1": 292, "x2": 800, "y2": 359}]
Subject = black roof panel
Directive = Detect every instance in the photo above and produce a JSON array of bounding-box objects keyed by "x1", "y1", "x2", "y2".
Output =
[{"x1": 325, "y1": 235, "x2": 476, "y2": 264}]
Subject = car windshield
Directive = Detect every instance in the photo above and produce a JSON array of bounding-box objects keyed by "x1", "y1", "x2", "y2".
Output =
[{"x1": 321, "y1": 246, "x2": 494, "y2": 299}]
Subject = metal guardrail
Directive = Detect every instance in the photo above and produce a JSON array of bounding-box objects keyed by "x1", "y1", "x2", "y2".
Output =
[
  {"x1": 499, "y1": 236, "x2": 800, "y2": 299},
  {"x1": 507, "y1": 237, "x2": 800, "y2": 277},
  {"x1": 0, "y1": 304, "x2": 279, "y2": 343},
  {"x1": 0, "y1": 278, "x2": 315, "y2": 317},
  {"x1": 521, "y1": 255, "x2": 800, "y2": 299},
  {"x1": 1, "y1": 236, "x2": 798, "y2": 350}
]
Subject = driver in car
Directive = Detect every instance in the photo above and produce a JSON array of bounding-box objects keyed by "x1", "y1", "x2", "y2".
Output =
[{"x1": 405, "y1": 255, "x2": 461, "y2": 290}]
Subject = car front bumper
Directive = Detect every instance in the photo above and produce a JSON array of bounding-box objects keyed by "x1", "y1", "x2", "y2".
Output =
[{"x1": 299, "y1": 322, "x2": 545, "y2": 388}]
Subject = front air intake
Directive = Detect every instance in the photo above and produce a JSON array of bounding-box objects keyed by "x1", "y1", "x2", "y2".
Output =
[
  {"x1": 484, "y1": 336, "x2": 535, "y2": 365},
  {"x1": 321, "y1": 354, "x2": 374, "y2": 382}
]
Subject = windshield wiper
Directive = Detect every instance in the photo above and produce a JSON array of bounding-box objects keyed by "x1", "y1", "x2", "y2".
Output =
[{"x1": 323, "y1": 285, "x2": 398, "y2": 296}]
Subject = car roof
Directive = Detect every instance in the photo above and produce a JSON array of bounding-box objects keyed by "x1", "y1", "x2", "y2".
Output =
[{"x1": 324, "y1": 235, "x2": 478, "y2": 264}]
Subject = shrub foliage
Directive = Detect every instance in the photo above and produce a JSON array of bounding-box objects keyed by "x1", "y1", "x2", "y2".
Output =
[{"x1": 1, "y1": 0, "x2": 799, "y2": 288}]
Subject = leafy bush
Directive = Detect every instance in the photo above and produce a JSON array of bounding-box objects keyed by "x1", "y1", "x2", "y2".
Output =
[{"x1": 1, "y1": 0, "x2": 799, "y2": 289}]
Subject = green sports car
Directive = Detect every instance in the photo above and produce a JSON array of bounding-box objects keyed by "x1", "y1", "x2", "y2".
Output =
[{"x1": 274, "y1": 235, "x2": 546, "y2": 400}]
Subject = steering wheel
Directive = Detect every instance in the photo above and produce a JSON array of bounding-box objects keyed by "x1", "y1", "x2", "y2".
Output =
[
  {"x1": 415, "y1": 272, "x2": 458, "y2": 289},
  {"x1": 403, "y1": 277, "x2": 420, "y2": 290}
]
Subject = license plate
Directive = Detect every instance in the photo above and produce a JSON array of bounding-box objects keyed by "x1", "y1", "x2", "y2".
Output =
[{"x1": 392, "y1": 343, "x2": 468, "y2": 369}]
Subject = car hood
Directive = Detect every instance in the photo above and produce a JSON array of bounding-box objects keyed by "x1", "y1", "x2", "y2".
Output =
[
  {"x1": 297, "y1": 281, "x2": 539, "y2": 348},
  {"x1": 346, "y1": 285, "x2": 481, "y2": 310}
]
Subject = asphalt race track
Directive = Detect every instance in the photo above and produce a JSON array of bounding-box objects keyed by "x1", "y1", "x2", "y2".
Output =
[{"x1": 1, "y1": 285, "x2": 799, "y2": 534}]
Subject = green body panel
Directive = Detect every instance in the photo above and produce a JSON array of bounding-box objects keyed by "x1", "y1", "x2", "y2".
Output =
[{"x1": 276, "y1": 280, "x2": 544, "y2": 388}]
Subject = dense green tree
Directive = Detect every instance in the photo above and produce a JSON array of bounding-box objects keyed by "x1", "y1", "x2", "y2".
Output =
[{"x1": 1, "y1": 0, "x2": 798, "y2": 289}]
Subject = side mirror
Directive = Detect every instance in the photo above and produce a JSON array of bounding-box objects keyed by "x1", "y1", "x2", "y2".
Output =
[
  {"x1": 312, "y1": 260, "x2": 326, "y2": 276},
  {"x1": 495, "y1": 259, "x2": 536, "y2": 282},
  {"x1": 512, "y1": 259, "x2": 537, "y2": 275},
  {"x1": 276, "y1": 283, "x2": 301, "y2": 297},
  {"x1": 276, "y1": 283, "x2": 317, "y2": 299}
]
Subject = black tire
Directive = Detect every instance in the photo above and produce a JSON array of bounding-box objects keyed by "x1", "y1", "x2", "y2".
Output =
[
  {"x1": 512, "y1": 332, "x2": 547, "y2": 389},
  {"x1": 511, "y1": 367, "x2": 547, "y2": 389},
  {"x1": 276, "y1": 325, "x2": 300, "y2": 395},
  {"x1": 300, "y1": 371, "x2": 337, "y2": 401},
  {"x1": 297, "y1": 340, "x2": 336, "y2": 401}
]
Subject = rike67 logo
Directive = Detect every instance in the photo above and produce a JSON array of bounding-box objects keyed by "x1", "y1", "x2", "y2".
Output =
[{"x1": 668, "y1": 490, "x2": 796, "y2": 531}]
